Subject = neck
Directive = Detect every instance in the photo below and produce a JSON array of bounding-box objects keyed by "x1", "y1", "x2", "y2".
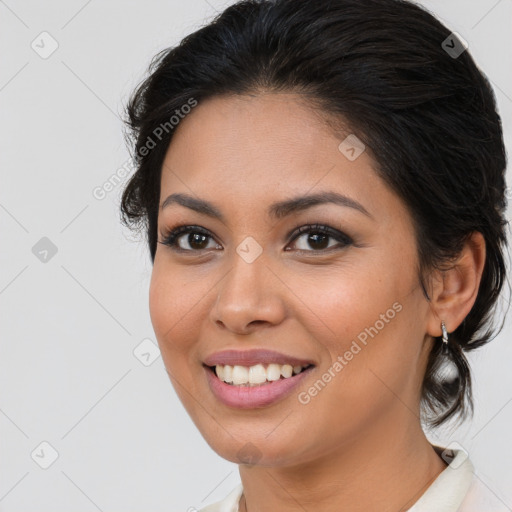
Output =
[{"x1": 238, "y1": 410, "x2": 447, "y2": 512}]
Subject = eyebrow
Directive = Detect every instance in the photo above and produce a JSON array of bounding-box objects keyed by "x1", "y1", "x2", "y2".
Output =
[{"x1": 160, "y1": 191, "x2": 374, "y2": 221}]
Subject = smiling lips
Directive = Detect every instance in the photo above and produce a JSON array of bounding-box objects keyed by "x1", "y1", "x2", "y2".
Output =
[
  {"x1": 203, "y1": 349, "x2": 315, "y2": 408},
  {"x1": 204, "y1": 348, "x2": 314, "y2": 384},
  {"x1": 215, "y1": 362, "x2": 310, "y2": 386}
]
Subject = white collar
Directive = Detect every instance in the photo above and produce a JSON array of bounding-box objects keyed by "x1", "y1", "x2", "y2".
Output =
[{"x1": 407, "y1": 445, "x2": 474, "y2": 511}]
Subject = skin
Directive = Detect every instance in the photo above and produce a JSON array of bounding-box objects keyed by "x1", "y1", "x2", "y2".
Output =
[{"x1": 149, "y1": 92, "x2": 486, "y2": 512}]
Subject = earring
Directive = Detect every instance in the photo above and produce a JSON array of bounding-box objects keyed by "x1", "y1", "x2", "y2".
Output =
[{"x1": 441, "y1": 321, "x2": 449, "y2": 344}]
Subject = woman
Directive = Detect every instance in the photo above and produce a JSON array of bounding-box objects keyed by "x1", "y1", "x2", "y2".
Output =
[{"x1": 120, "y1": 0, "x2": 509, "y2": 510}]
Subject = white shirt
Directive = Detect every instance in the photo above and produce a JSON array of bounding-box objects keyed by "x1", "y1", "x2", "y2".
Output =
[{"x1": 198, "y1": 447, "x2": 509, "y2": 511}]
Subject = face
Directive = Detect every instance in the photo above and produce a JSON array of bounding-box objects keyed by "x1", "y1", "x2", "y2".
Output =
[{"x1": 150, "y1": 92, "x2": 434, "y2": 467}]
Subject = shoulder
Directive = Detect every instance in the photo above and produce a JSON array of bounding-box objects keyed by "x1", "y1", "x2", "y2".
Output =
[
  {"x1": 197, "y1": 483, "x2": 243, "y2": 512},
  {"x1": 457, "y1": 473, "x2": 510, "y2": 512},
  {"x1": 408, "y1": 445, "x2": 509, "y2": 512}
]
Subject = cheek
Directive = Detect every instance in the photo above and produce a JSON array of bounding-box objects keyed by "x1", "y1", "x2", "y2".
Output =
[
  {"x1": 148, "y1": 265, "x2": 172, "y2": 343},
  {"x1": 297, "y1": 259, "x2": 418, "y2": 398},
  {"x1": 148, "y1": 262, "x2": 194, "y2": 356},
  {"x1": 293, "y1": 260, "x2": 403, "y2": 348},
  {"x1": 148, "y1": 259, "x2": 217, "y2": 364}
]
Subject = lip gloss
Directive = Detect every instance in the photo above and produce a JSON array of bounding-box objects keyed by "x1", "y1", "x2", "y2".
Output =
[{"x1": 204, "y1": 365, "x2": 314, "y2": 408}]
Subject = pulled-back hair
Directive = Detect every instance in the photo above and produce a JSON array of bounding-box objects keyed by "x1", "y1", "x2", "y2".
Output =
[{"x1": 120, "y1": 0, "x2": 509, "y2": 428}]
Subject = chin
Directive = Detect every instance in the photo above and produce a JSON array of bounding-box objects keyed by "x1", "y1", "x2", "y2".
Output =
[{"x1": 200, "y1": 427, "x2": 306, "y2": 467}]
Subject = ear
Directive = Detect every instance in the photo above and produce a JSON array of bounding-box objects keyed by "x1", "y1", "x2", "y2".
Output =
[{"x1": 426, "y1": 231, "x2": 486, "y2": 339}]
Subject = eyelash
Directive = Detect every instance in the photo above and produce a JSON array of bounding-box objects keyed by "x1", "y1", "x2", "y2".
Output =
[{"x1": 158, "y1": 223, "x2": 353, "y2": 255}]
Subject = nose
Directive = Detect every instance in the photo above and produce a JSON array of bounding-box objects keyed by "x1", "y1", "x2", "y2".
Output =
[{"x1": 210, "y1": 250, "x2": 286, "y2": 335}]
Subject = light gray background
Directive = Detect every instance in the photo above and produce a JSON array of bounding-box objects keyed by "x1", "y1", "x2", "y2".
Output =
[{"x1": 1, "y1": 1, "x2": 511, "y2": 511}]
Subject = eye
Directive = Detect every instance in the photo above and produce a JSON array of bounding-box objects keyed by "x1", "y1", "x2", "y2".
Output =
[
  {"x1": 158, "y1": 223, "x2": 353, "y2": 254},
  {"x1": 287, "y1": 223, "x2": 353, "y2": 253},
  {"x1": 158, "y1": 225, "x2": 222, "y2": 252}
]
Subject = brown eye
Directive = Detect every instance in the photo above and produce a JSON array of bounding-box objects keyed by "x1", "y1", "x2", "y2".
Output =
[
  {"x1": 159, "y1": 223, "x2": 352, "y2": 255},
  {"x1": 159, "y1": 225, "x2": 222, "y2": 252},
  {"x1": 288, "y1": 224, "x2": 353, "y2": 253},
  {"x1": 182, "y1": 232, "x2": 210, "y2": 250}
]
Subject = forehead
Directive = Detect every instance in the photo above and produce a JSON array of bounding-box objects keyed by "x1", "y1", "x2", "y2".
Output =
[
  {"x1": 158, "y1": 92, "x2": 399, "y2": 222},
  {"x1": 165, "y1": 93, "x2": 339, "y2": 175}
]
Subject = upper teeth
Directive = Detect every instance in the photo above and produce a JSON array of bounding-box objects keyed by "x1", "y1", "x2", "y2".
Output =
[{"x1": 215, "y1": 363, "x2": 307, "y2": 386}]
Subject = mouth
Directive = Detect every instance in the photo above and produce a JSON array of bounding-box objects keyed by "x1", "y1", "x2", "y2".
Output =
[
  {"x1": 203, "y1": 362, "x2": 316, "y2": 409},
  {"x1": 205, "y1": 362, "x2": 314, "y2": 386}
]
